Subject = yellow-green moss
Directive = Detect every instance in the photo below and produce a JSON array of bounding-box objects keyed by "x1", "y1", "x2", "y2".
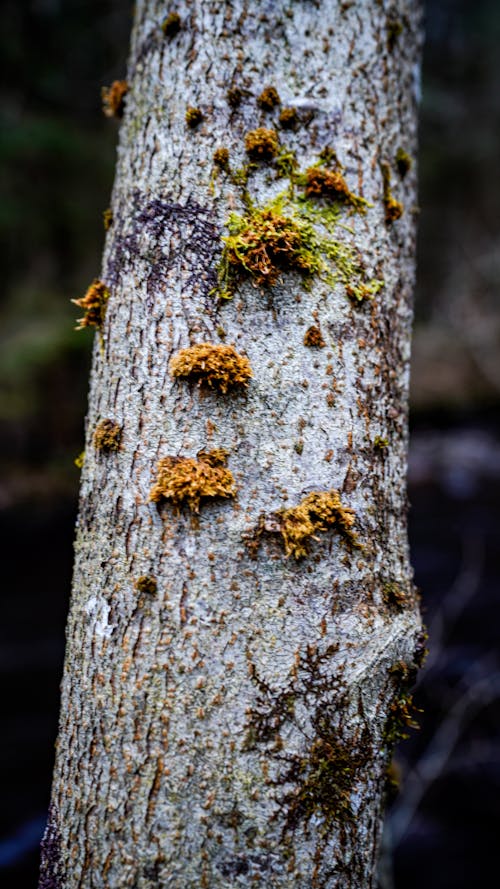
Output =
[
  {"x1": 169, "y1": 343, "x2": 252, "y2": 393},
  {"x1": 150, "y1": 449, "x2": 236, "y2": 513},
  {"x1": 303, "y1": 325, "x2": 325, "y2": 348},
  {"x1": 72, "y1": 279, "x2": 109, "y2": 330},
  {"x1": 217, "y1": 200, "x2": 324, "y2": 296},
  {"x1": 244, "y1": 127, "x2": 279, "y2": 162},
  {"x1": 381, "y1": 162, "x2": 403, "y2": 224},
  {"x1": 93, "y1": 419, "x2": 122, "y2": 452},
  {"x1": 278, "y1": 490, "x2": 357, "y2": 559},
  {"x1": 257, "y1": 85, "x2": 281, "y2": 110},
  {"x1": 135, "y1": 575, "x2": 158, "y2": 595},
  {"x1": 74, "y1": 451, "x2": 85, "y2": 469},
  {"x1": 395, "y1": 147, "x2": 412, "y2": 178},
  {"x1": 186, "y1": 106, "x2": 203, "y2": 128},
  {"x1": 101, "y1": 80, "x2": 128, "y2": 118},
  {"x1": 161, "y1": 11, "x2": 181, "y2": 36},
  {"x1": 373, "y1": 436, "x2": 389, "y2": 450}
]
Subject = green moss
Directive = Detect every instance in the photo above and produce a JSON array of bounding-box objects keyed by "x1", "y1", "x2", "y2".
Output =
[
  {"x1": 373, "y1": 436, "x2": 389, "y2": 450},
  {"x1": 275, "y1": 148, "x2": 298, "y2": 179},
  {"x1": 185, "y1": 106, "x2": 203, "y2": 128},
  {"x1": 217, "y1": 198, "x2": 324, "y2": 297}
]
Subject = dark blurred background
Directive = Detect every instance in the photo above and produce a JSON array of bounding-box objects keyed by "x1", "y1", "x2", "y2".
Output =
[{"x1": 1, "y1": 1, "x2": 499, "y2": 886}]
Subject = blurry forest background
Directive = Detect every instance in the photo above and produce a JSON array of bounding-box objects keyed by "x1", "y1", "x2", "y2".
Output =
[{"x1": 1, "y1": 1, "x2": 499, "y2": 887}]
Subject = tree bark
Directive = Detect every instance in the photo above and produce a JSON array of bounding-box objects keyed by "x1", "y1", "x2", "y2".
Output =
[{"x1": 40, "y1": 2, "x2": 423, "y2": 887}]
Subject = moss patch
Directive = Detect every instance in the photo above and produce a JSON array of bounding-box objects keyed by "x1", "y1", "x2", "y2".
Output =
[
  {"x1": 302, "y1": 167, "x2": 367, "y2": 213},
  {"x1": 93, "y1": 419, "x2": 122, "y2": 452},
  {"x1": 244, "y1": 127, "x2": 279, "y2": 162},
  {"x1": 257, "y1": 86, "x2": 281, "y2": 110},
  {"x1": 303, "y1": 325, "x2": 325, "y2": 348},
  {"x1": 279, "y1": 107, "x2": 299, "y2": 130},
  {"x1": 218, "y1": 200, "x2": 323, "y2": 296},
  {"x1": 278, "y1": 491, "x2": 357, "y2": 559},
  {"x1": 186, "y1": 106, "x2": 203, "y2": 128},
  {"x1": 72, "y1": 279, "x2": 109, "y2": 330},
  {"x1": 135, "y1": 575, "x2": 158, "y2": 595},
  {"x1": 101, "y1": 80, "x2": 128, "y2": 118},
  {"x1": 282, "y1": 733, "x2": 366, "y2": 834},
  {"x1": 150, "y1": 449, "x2": 236, "y2": 513},
  {"x1": 169, "y1": 343, "x2": 252, "y2": 393},
  {"x1": 381, "y1": 162, "x2": 403, "y2": 224},
  {"x1": 161, "y1": 11, "x2": 181, "y2": 37},
  {"x1": 213, "y1": 147, "x2": 230, "y2": 170},
  {"x1": 395, "y1": 147, "x2": 412, "y2": 178}
]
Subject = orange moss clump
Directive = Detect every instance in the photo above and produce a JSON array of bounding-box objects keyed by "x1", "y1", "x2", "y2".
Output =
[
  {"x1": 303, "y1": 325, "x2": 326, "y2": 348},
  {"x1": 279, "y1": 107, "x2": 299, "y2": 130},
  {"x1": 169, "y1": 343, "x2": 252, "y2": 393},
  {"x1": 244, "y1": 127, "x2": 279, "y2": 162},
  {"x1": 304, "y1": 167, "x2": 367, "y2": 211},
  {"x1": 101, "y1": 80, "x2": 128, "y2": 118},
  {"x1": 93, "y1": 419, "x2": 122, "y2": 452},
  {"x1": 257, "y1": 86, "x2": 281, "y2": 110},
  {"x1": 72, "y1": 279, "x2": 109, "y2": 329},
  {"x1": 278, "y1": 490, "x2": 357, "y2": 559},
  {"x1": 150, "y1": 449, "x2": 236, "y2": 513},
  {"x1": 213, "y1": 147, "x2": 230, "y2": 169}
]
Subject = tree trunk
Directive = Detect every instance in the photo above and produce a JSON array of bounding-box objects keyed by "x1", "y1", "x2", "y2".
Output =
[{"x1": 40, "y1": 2, "x2": 423, "y2": 887}]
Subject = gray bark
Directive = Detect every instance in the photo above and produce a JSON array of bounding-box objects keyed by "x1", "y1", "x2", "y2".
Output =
[{"x1": 40, "y1": 1, "x2": 423, "y2": 887}]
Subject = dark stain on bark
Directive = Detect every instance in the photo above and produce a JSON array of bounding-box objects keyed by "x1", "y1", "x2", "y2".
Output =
[
  {"x1": 38, "y1": 806, "x2": 62, "y2": 889},
  {"x1": 107, "y1": 195, "x2": 220, "y2": 304}
]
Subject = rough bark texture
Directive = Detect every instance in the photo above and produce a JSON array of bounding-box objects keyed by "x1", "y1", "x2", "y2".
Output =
[{"x1": 41, "y1": 2, "x2": 423, "y2": 887}]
